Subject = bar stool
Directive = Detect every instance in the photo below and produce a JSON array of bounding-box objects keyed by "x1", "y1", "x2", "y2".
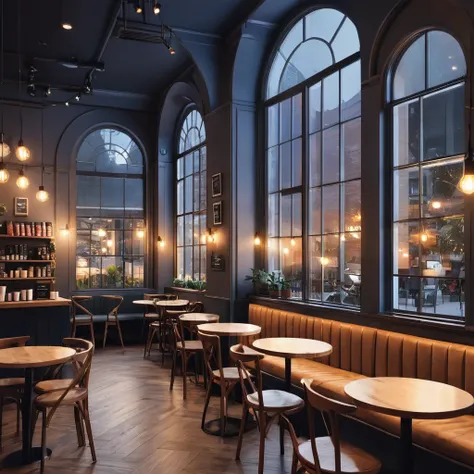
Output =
[
  {"x1": 71, "y1": 296, "x2": 95, "y2": 345},
  {"x1": 101, "y1": 295, "x2": 124, "y2": 348},
  {"x1": 0, "y1": 336, "x2": 30, "y2": 448}
]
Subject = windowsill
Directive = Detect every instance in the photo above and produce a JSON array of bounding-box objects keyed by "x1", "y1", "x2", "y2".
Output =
[
  {"x1": 250, "y1": 295, "x2": 470, "y2": 338},
  {"x1": 166, "y1": 286, "x2": 206, "y2": 294}
]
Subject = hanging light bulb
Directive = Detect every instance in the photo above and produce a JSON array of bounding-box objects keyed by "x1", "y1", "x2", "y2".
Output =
[
  {"x1": 16, "y1": 168, "x2": 29, "y2": 189},
  {"x1": 153, "y1": 2, "x2": 161, "y2": 14},
  {"x1": 98, "y1": 228, "x2": 106, "y2": 237},
  {"x1": 101, "y1": 247, "x2": 107, "y2": 254},
  {"x1": 0, "y1": 162, "x2": 9, "y2": 183},
  {"x1": 420, "y1": 232, "x2": 428, "y2": 243},
  {"x1": 0, "y1": 136, "x2": 10, "y2": 158},
  {"x1": 283, "y1": 247, "x2": 289, "y2": 255},
  {"x1": 36, "y1": 185, "x2": 49, "y2": 202},
  {"x1": 134, "y1": 1, "x2": 142, "y2": 13},
  {"x1": 458, "y1": 158, "x2": 474, "y2": 195},
  {"x1": 15, "y1": 141, "x2": 30, "y2": 161}
]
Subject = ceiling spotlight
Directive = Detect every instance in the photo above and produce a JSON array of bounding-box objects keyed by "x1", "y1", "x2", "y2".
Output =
[
  {"x1": 153, "y1": 2, "x2": 161, "y2": 14},
  {"x1": 27, "y1": 83, "x2": 36, "y2": 97},
  {"x1": 62, "y1": 22, "x2": 73, "y2": 30},
  {"x1": 83, "y1": 78, "x2": 92, "y2": 95},
  {"x1": 44, "y1": 86, "x2": 51, "y2": 97},
  {"x1": 134, "y1": 2, "x2": 142, "y2": 13},
  {"x1": 168, "y1": 44, "x2": 175, "y2": 55},
  {"x1": 75, "y1": 93, "x2": 81, "y2": 101},
  {"x1": 65, "y1": 101, "x2": 70, "y2": 107}
]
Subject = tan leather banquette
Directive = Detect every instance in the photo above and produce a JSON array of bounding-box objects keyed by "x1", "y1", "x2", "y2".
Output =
[{"x1": 248, "y1": 303, "x2": 474, "y2": 468}]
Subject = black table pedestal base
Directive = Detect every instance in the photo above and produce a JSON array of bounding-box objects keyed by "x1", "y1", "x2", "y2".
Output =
[
  {"x1": 2, "y1": 447, "x2": 52, "y2": 467},
  {"x1": 203, "y1": 416, "x2": 257, "y2": 437},
  {"x1": 400, "y1": 417, "x2": 413, "y2": 474}
]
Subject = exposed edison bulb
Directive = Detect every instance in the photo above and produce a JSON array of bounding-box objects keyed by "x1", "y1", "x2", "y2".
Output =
[
  {"x1": 16, "y1": 170, "x2": 29, "y2": 189},
  {"x1": 106, "y1": 239, "x2": 113, "y2": 247},
  {"x1": 36, "y1": 185, "x2": 49, "y2": 202},
  {"x1": 136, "y1": 229, "x2": 145, "y2": 239},
  {"x1": 153, "y1": 2, "x2": 161, "y2": 14},
  {"x1": 0, "y1": 164, "x2": 9, "y2": 184},
  {"x1": 420, "y1": 232, "x2": 428, "y2": 243},
  {"x1": 0, "y1": 140, "x2": 10, "y2": 158},
  {"x1": 254, "y1": 233, "x2": 261, "y2": 246},
  {"x1": 290, "y1": 238, "x2": 296, "y2": 247},
  {"x1": 16, "y1": 141, "x2": 31, "y2": 161},
  {"x1": 458, "y1": 173, "x2": 474, "y2": 195},
  {"x1": 430, "y1": 200, "x2": 442, "y2": 210},
  {"x1": 97, "y1": 228, "x2": 106, "y2": 237},
  {"x1": 320, "y1": 256, "x2": 329, "y2": 266}
]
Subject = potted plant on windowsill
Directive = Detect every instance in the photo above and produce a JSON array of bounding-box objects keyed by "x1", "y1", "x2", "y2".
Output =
[
  {"x1": 267, "y1": 272, "x2": 281, "y2": 298},
  {"x1": 245, "y1": 268, "x2": 269, "y2": 296},
  {"x1": 280, "y1": 277, "x2": 292, "y2": 299}
]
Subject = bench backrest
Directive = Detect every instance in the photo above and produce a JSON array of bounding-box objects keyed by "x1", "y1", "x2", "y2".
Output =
[{"x1": 249, "y1": 304, "x2": 474, "y2": 396}]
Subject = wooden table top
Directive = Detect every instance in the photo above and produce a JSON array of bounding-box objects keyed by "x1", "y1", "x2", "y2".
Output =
[
  {"x1": 345, "y1": 377, "x2": 474, "y2": 419},
  {"x1": 197, "y1": 322, "x2": 261, "y2": 337},
  {"x1": 133, "y1": 300, "x2": 157, "y2": 306},
  {"x1": 252, "y1": 337, "x2": 333, "y2": 359},
  {"x1": 0, "y1": 346, "x2": 76, "y2": 369},
  {"x1": 154, "y1": 299, "x2": 189, "y2": 307},
  {"x1": 179, "y1": 313, "x2": 219, "y2": 323}
]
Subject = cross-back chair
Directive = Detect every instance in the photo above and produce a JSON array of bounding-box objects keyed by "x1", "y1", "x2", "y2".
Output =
[
  {"x1": 230, "y1": 344, "x2": 304, "y2": 474},
  {"x1": 101, "y1": 295, "x2": 124, "y2": 348},
  {"x1": 0, "y1": 336, "x2": 30, "y2": 448},
  {"x1": 141, "y1": 294, "x2": 170, "y2": 358},
  {"x1": 197, "y1": 331, "x2": 242, "y2": 437},
  {"x1": 284, "y1": 378, "x2": 381, "y2": 474},
  {"x1": 34, "y1": 339, "x2": 96, "y2": 473},
  {"x1": 71, "y1": 296, "x2": 95, "y2": 345}
]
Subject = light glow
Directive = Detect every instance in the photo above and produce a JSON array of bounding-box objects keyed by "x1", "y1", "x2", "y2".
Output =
[{"x1": 36, "y1": 186, "x2": 49, "y2": 202}]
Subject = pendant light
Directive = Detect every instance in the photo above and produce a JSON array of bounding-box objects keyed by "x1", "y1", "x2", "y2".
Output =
[
  {"x1": 36, "y1": 107, "x2": 49, "y2": 202},
  {"x1": 16, "y1": 167, "x2": 29, "y2": 189},
  {"x1": 458, "y1": 52, "x2": 474, "y2": 194},
  {"x1": 0, "y1": 0, "x2": 10, "y2": 182},
  {"x1": 15, "y1": 0, "x2": 30, "y2": 162}
]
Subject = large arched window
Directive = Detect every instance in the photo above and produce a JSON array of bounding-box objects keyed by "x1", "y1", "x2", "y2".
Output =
[
  {"x1": 75, "y1": 128, "x2": 145, "y2": 289},
  {"x1": 389, "y1": 31, "x2": 466, "y2": 320},
  {"x1": 265, "y1": 8, "x2": 361, "y2": 307},
  {"x1": 176, "y1": 109, "x2": 207, "y2": 281}
]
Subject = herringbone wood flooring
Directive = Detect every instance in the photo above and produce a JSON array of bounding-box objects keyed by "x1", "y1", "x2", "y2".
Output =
[{"x1": 0, "y1": 346, "x2": 294, "y2": 474}]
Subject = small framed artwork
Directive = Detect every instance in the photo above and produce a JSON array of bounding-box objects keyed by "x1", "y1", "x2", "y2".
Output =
[
  {"x1": 14, "y1": 197, "x2": 28, "y2": 217},
  {"x1": 213, "y1": 201, "x2": 223, "y2": 225},
  {"x1": 211, "y1": 253, "x2": 225, "y2": 271},
  {"x1": 211, "y1": 173, "x2": 222, "y2": 197}
]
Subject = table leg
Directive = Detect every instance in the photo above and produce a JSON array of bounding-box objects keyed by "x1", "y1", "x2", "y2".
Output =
[
  {"x1": 285, "y1": 358, "x2": 292, "y2": 392},
  {"x1": 2, "y1": 368, "x2": 52, "y2": 467},
  {"x1": 400, "y1": 417, "x2": 413, "y2": 474}
]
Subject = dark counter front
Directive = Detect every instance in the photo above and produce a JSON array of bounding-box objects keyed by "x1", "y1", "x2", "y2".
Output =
[{"x1": 0, "y1": 298, "x2": 71, "y2": 346}]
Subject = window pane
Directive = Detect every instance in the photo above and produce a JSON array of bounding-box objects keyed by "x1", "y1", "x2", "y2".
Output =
[
  {"x1": 281, "y1": 194, "x2": 291, "y2": 237},
  {"x1": 177, "y1": 216, "x2": 184, "y2": 247},
  {"x1": 185, "y1": 153, "x2": 193, "y2": 176},
  {"x1": 177, "y1": 247, "x2": 184, "y2": 279},
  {"x1": 393, "y1": 221, "x2": 420, "y2": 275},
  {"x1": 268, "y1": 194, "x2": 279, "y2": 237},
  {"x1": 77, "y1": 176, "x2": 100, "y2": 216},
  {"x1": 184, "y1": 246, "x2": 192, "y2": 280},
  {"x1": 342, "y1": 118, "x2": 361, "y2": 181},
  {"x1": 280, "y1": 98, "x2": 291, "y2": 143},
  {"x1": 280, "y1": 19, "x2": 303, "y2": 60},
  {"x1": 341, "y1": 61, "x2": 361, "y2": 122},
  {"x1": 292, "y1": 139, "x2": 302, "y2": 187},
  {"x1": 322, "y1": 234, "x2": 340, "y2": 299},
  {"x1": 310, "y1": 132, "x2": 321, "y2": 187},
  {"x1": 332, "y1": 17, "x2": 360, "y2": 62},
  {"x1": 193, "y1": 173, "x2": 200, "y2": 212},
  {"x1": 267, "y1": 104, "x2": 279, "y2": 148},
  {"x1": 101, "y1": 257, "x2": 123, "y2": 288},
  {"x1": 393, "y1": 35, "x2": 425, "y2": 100},
  {"x1": 280, "y1": 142, "x2": 292, "y2": 190},
  {"x1": 309, "y1": 236, "x2": 322, "y2": 300},
  {"x1": 292, "y1": 193, "x2": 302, "y2": 236},
  {"x1": 322, "y1": 126, "x2": 339, "y2": 184},
  {"x1": 394, "y1": 167, "x2": 420, "y2": 221},
  {"x1": 309, "y1": 82, "x2": 322, "y2": 134},
  {"x1": 309, "y1": 188, "x2": 321, "y2": 235},
  {"x1": 185, "y1": 176, "x2": 193, "y2": 213},
  {"x1": 200, "y1": 147, "x2": 207, "y2": 171},
  {"x1": 343, "y1": 232, "x2": 361, "y2": 307},
  {"x1": 177, "y1": 180, "x2": 184, "y2": 215},
  {"x1": 322, "y1": 184, "x2": 339, "y2": 234},
  {"x1": 193, "y1": 215, "x2": 200, "y2": 245},
  {"x1": 200, "y1": 172, "x2": 206, "y2": 211},
  {"x1": 101, "y1": 177, "x2": 124, "y2": 212},
  {"x1": 344, "y1": 180, "x2": 361, "y2": 232},
  {"x1": 323, "y1": 72, "x2": 339, "y2": 129},
  {"x1": 268, "y1": 147, "x2": 279, "y2": 193},
  {"x1": 177, "y1": 157, "x2": 184, "y2": 180},
  {"x1": 422, "y1": 84, "x2": 464, "y2": 160},
  {"x1": 428, "y1": 31, "x2": 466, "y2": 88},
  {"x1": 200, "y1": 246, "x2": 206, "y2": 280},
  {"x1": 281, "y1": 237, "x2": 302, "y2": 296},
  {"x1": 125, "y1": 178, "x2": 143, "y2": 214},
  {"x1": 184, "y1": 215, "x2": 193, "y2": 246},
  {"x1": 292, "y1": 94, "x2": 302, "y2": 138},
  {"x1": 393, "y1": 99, "x2": 420, "y2": 167},
  {"x1": 422, "y1": 159, "x2": 464, "y2": 218}
]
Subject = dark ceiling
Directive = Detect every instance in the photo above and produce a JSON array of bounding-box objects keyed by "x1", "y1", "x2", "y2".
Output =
[{"x1": 2, "y1": 0, "x2": 268, "y2": 100}]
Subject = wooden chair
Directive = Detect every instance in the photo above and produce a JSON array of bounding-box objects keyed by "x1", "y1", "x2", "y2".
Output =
[
  {"x1": 71, "y1": 296, "x2": 95, "y2": 345},
  {"x1": 230, "y1": 344, "x2": 304, "y2": 474},
  {"x1": 197, "y1": 331, "x2": 242, "y2": 437},
  {"x1": 0, "y1": 336, "x2": 30, "y2": 448},
  {"x1": 34, "y1": 339, "x2": 96, "y2": 473},
  {"x1": 169, "y1": 319, "x2": 203, "y2": 400},
  {"x1": 285, "y1": 378, "x2": 381, "y2": 474},
  {"x1": 141, "y1": 294, "x2": 171, "y2": 358},
  {"x1": 101, "y1": 295, "x2": 124, "y2": 348}
]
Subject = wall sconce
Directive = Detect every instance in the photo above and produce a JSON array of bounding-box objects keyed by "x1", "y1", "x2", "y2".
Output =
[
  {"x1": 157, "y1": 236, "x2": 165, "y2": 248},
  {"x1": 136, "y1": 228, "x2": 145, "y2": 239},
  {"x1": 61, "y1": 224, "x2": 70, "y2": 237},
  {"x1": 207, "y1": 228, "x2": 215, "y2": 243},
  {"x1": 254, "y1": 233, "x2": 261, "y2": 246}
]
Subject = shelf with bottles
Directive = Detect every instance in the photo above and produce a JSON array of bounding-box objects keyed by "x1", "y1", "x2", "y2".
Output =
[
  {"x1": 0, "y1": 277, "x2": 55, "y2": 281},
  {"x1": 0, "y1": 235, "x2": 54, "y2": 240},
  {"x1": 0, "y1": 221, "x2": 54, "y2": 239},
  {"x1": 1, "y1": 260, "x2": 54, "y2": 264}
]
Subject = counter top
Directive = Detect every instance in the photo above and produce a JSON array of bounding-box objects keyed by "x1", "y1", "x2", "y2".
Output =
[{"x1": 0, "y1": 297, "x2": 71, "y2": 309}]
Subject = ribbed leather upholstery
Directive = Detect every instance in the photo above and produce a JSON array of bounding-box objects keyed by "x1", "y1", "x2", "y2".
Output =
[{"x1": 249, "y1": 304, "x2": 474, "y2": 467}]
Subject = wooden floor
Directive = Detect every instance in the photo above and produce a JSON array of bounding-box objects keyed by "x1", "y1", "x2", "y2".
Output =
[{"x1": 0, "y1": 346, "x2": 295, "y2": 474}]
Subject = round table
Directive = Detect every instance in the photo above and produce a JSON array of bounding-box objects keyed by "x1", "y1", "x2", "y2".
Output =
[
  {"x1": 133, "y1": 300, "x2": 157, "y2": 307},
  {"x1": 179, "y1": 313, "x2": 219, "y2": 324},
  {"x1": 252, "y1": 337, "x2": 333, "y2": 391},
  {"x1": 154, "y1": 299, "x2": 189, "y2": 307},
  {"x1": 345, "y1": 377, "x2": 474, "y2": 474},
  {"x1": 0, "y1": 346, "x2": 76, "y2": 467},
  {"x1": 197, "y1": 322, "x2": 261, "y2": 437}
]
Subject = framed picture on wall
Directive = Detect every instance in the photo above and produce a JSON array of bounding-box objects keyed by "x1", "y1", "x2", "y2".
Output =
[
  {"x1": 213, "y1": 201, "x2": 223, "y2": 225},
  {"x1": 14, "y1": 197, "x2": 28, "y2": 217},
  {"x1": 211, "y1": 173, "x2": 222, "y2": 197}
]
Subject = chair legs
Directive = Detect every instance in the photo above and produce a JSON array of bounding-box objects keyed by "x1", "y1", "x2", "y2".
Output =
[
  {"x1": 201, "y1": 378, "x2": 213, "y2": 430},
  {"x1": 258, "y1": 411, "x2": 267, "y2": 474},
  {"x1": 279, "y1": 415, "x2": 285, "y2": 455},
  {"x1": 81, "y1": 401, "x2": 97, "y2": 463},
  {"x1": 235, "y1": 402, "x2": 248, "y2": 460},
  {"x1": 0, "y1": 396, "x2": 3, "y2": 449},
  {"x1": 291, "y1": 450, "x2": 298, "y2": 474},
  {"x1": 170, "y1": 348, "x2": 177, "y2": 392},
  {"x1": 40, "y1": 408, "x2": 47, "y2": 474},
  {"x1": 103, "y1": 316, "x2": 124, "y2": 349},
  {"x1": 74, "y1": 404, "x2": 85, "y2": 447},
  {"x1": 182, "y1": 350, "x2": 188, "y2": 400}
]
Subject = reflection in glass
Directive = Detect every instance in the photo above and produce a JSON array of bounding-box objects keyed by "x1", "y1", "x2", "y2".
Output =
[
  {"x1": 309, "y1": 132, "x2": 321, "y2": 187},
  {"x1": 322, "y1": 184, "x2": 339, "y2": 234},
  {"x1": 323, "y1": 72, "x2": 339, "y2": 128},
  {"x1": 309, "y1": 188, "x2": 321, "y2": 235},
  {"x1": 309, "y1": 82, "x2": 322, "y2": 134},
  {"x1": 343, "y1": 181, "x2": 361, "y2": 232},
  {"x1": 341, "y1": 61, "x2": 361, "y2": 122},
  {"x1": 393, "y1": 167, "x2": 420, "y2": 221},
  {"x1": 342, "y1": 118, "x2": 361, "y2": 180},
  {"x1": 322, "y1": 126, "x2": 339, "y2": 184},
  {"x1": 393, "y1": 99, "x2": 420, "y2": 167}
]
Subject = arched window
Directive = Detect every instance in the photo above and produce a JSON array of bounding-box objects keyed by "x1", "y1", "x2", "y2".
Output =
[
  {"x1": 389, "y1": 31, "x2": 466, "y2": 320},
  {"x1": 176, "y1": 109, "x2": 207, "y2": 282},
  {"x1": 265, "y1": 9, "x2": 361, "y2": 306},
  {"x1": 75, "y1": 128, "x2": 145, "y2": 289}
]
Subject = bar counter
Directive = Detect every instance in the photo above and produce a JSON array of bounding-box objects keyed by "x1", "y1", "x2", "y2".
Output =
[{"x1": 0, "y1": 297, "x2": 71, "y2": 309}]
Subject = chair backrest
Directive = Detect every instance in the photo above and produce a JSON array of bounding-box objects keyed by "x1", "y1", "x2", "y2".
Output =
[
  {"x1": 197, "y1": 331, "x2": 224, "y2": 381},
  {"x1": 71, "y1": 295, "x2": 93, "y2": 321},
  {"x1": 62, "y1": 337, "x2": 95, "y2": 376},
  {"x1": 46, "y1": 342, "x2": 94, "y2": 426},
  {"x1": 230, "y1": 344, "x2": 265, "y2": 410},
  {"x1": 101, "y1": 295, "x2": 123, "y2": 317},
  {"x1": 144, "y1": 293, "x2": 168, "y2": 301},
  {"x1": 301, "y1": 378, "x2": 357, "y2": 474},
  {"x1": 0, "y1": 336, "x2": 30, "y2": 349},
  {"x1": 166, "y1": 294, "x2": 178, "y2": 300},
  {"x1": 187, "y1": 301, "x2": 204, "y2": 313}
]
